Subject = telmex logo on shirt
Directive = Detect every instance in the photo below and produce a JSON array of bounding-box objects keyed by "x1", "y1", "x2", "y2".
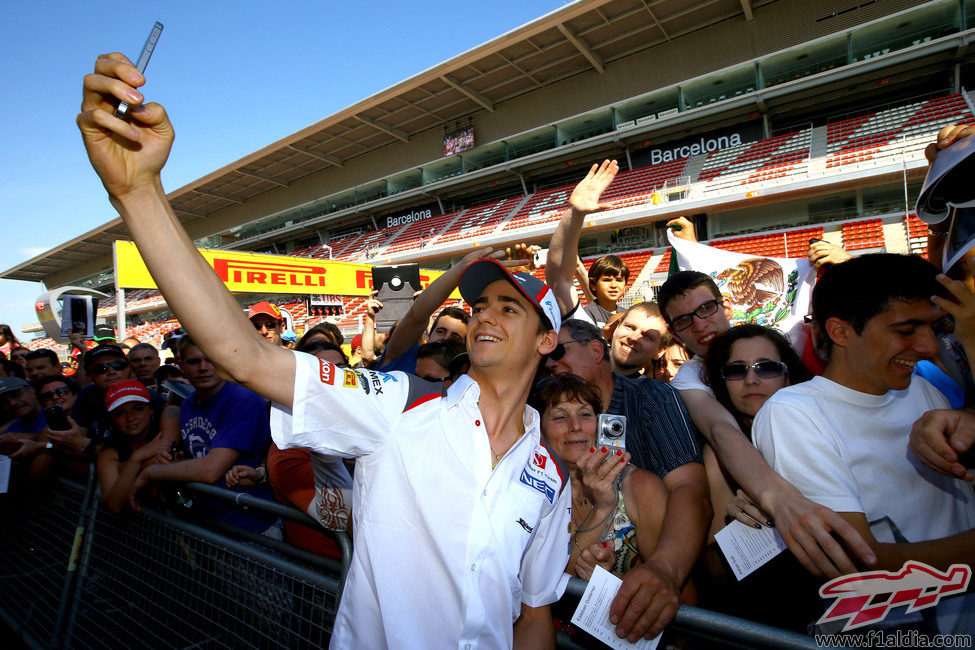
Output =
[{"x1": 319, "y1": 360, "x2": 335, "y2": 385}]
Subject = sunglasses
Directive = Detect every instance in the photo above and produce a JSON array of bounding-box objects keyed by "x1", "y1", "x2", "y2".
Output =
[
  {"x1": 89, "y1": 359, "x2": 129, "y2": 375},
  {"x1": 548, "y1": 339, "x2": 584, "y2": 361},
  {"x1": 252, "y1": 320, "x2": 280, "y2": 331},
  {"x1": 670, "y1": 299, "x2": 721, "y2": 331},
  {"x1": 720, "y1": 360, "x2": 788, "y2": 381},
  {"x1": 40, "y1": 386, "x2": 73, "y2": 402}
]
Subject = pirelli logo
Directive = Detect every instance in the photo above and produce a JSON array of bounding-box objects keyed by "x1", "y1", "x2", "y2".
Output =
[{"x1": 212, "y1": 258, "x2": 328, "y2": 288}]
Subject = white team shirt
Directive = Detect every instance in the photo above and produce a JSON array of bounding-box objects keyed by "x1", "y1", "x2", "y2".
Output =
[{"x1": 271, "y1": 351, "x2": 571, "y2": 649}]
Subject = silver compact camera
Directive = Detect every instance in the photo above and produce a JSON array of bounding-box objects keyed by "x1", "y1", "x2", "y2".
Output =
[{"x1": 595, "y1": 414, "x2": 627, "y2": 451}]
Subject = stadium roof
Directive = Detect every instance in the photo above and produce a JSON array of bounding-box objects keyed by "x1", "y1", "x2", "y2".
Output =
[{"x1": 3, "y1": 0, "x2": 771, "y2": 284}]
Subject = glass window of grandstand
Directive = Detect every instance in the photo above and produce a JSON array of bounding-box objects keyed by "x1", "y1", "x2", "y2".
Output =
[
  {"x1": 851, "y1": 0, "x2": 960, "y2": 63},
  {"x1": 615, "y1": 88, "x2": 680, "y2": 127},
  {"x1": 389, "y1": 169, "x2": 422, "y2": 195},
  {"x1": 461, "y1": 141, "x2": 507, "y2": 171},
  {"x1": 761, "y1": 35, "x2": 847, "y2": 88},
  {"x1": 505, "y1": 127, "x2": 557, "y2": 159},
  {"x1": 555, "y1": 113, "x2": 613, "y2": 147},
  {"x1": 681, "y1": 65, "x2": 755, "y2": 109}
]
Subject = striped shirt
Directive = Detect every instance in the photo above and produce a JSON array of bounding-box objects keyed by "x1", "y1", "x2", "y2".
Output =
[{"x1": 607, "y1": 375, "x2": 703, "y2": 478}]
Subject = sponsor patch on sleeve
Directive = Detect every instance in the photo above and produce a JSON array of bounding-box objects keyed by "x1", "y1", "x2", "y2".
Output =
[
  {"x1": 319, "y1": 359, "x2": 335, "y2": 385},
  {"x1": 342, "y1": 370, "x2": 358, "y2": 389}
]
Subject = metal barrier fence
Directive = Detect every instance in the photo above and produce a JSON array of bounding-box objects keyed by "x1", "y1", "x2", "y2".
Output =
[{"x1": 0, "y1": 469, "x2": 833, "y2": 649}]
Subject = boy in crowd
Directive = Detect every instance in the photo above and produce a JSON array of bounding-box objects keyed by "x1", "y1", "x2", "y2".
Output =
[
  {"x1": 583, "y1": 255, "x2": 629, "y2": 328},
  {"x1": 754, "y1": 254, "x2": 974, "y2": 633}
]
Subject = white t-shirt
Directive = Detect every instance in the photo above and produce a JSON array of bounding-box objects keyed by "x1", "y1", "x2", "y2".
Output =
[
  {"x1": 670, "y1": 355, "x2": 712, "y2": 396},
  {"x1": 754, "y1": 375, "x2": 975, "y2": 633},
  {"x1": 272, "y1": 352, "x2": 571, "y2": 649}
]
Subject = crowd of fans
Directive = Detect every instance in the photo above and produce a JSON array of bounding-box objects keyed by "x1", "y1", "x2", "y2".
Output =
[{"x1": 4, "y1": 60, "x2": 974, "y2": 647}]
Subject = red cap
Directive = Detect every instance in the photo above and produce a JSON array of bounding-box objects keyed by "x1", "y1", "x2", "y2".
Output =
[
  {"x1": 350, "y1": 334, "x2": 362, "y2": 350},
  {"x1": 105, "y1": 380, "x2": 151, "y2": 412},
  {"x1": 247, "y1": 301, "x2": 282, "y2": 321}
]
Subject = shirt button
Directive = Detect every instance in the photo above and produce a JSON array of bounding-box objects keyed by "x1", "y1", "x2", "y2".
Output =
[
  {"x1": 471, "y1": 563, "x2": 477, "y2": 572},
  {"x1": 482, "y1": 489, "x2": 487, "y2": 497},
  {"x1": 465, "y1": 644, "x2": 472, "y2": 650},
  {"x1": 474, "y1": 419, "x2": 481, "y2": 426}
]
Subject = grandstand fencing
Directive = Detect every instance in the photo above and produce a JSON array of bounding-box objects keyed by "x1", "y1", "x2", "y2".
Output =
[{"x1": 0, "y1": 469, "x2": 831, "y2": 649}]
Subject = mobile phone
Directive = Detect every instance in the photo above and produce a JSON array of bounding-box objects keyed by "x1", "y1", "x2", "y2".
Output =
[
  {"x1": 809, "y1": 237, "x2": 824, "y2": 245},
  {"x1": 115, "y1": 21, "x2": 164, "y2": 119},
  {"x1": 43, "y1": 405, "x2": 71, "y2": 431}
]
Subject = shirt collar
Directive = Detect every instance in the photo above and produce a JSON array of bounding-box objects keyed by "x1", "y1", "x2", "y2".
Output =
[{"x1": 444, "y1": 373, "x2": 480, "y2": 409}]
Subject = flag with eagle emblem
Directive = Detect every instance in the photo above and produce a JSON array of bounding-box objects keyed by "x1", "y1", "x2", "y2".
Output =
[{"x1": 666, "y1": 230, "x2": 817, "y2": 350}]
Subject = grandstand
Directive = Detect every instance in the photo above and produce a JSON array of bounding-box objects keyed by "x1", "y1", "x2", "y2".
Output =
[{"x1": 6, "y1": 0, "x2": 975, "y2": 351}]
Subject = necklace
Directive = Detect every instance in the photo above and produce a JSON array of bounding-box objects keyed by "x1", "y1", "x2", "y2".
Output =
[{"x1": 491, "y1": 437, "x2": 516, "y2": 468}]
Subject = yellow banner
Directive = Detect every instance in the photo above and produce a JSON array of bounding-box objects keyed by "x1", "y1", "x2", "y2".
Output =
[{"x1": 114, "y1": 241, "x2": 457, "y2": 297}]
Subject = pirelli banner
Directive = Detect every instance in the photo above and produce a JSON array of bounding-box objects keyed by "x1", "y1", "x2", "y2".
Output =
[{"x1": 114, "y1": 241, "x2": 456, "y2": 297}]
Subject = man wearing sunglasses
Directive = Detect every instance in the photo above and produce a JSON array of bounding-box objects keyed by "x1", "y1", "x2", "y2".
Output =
[
  {"x1": 658, "y1": 270, "x2": 877, "y2": 582},
  {"x1": 754, "y1": 254, "x2": 975, "y2": 634},
  {"x1": 248, "y1": 301, "x2": 285, "y2": 346}
]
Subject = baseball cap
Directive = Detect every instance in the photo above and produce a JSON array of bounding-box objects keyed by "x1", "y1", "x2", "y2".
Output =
[
  {"x1": 248, "y1": 301, "x2": 283, "y2": 321},
  {"x1": 93, "y1": 325, "x2": 116, "y2": 342},
  {"x1": 104, "y1": 380, "x2": 151, "y2": 412},
  {"x1": 84, "y1": 344, "x2": 127, "y2": 369},
  {"x1": 161, "y1": 327, "x2": 186, "y2": 351},
  {"x1": 458, "y1": 259, "x2": 561, "y2": 333},
  {"x1": 0, "y1": 377, "x2": 31, "y2": 395},
  {"x1": 350, "y1": 334, "x2": 362, "y2": 350},
  {"x1": 282, "y1": 329, "x2": 298, "y2": 343}
]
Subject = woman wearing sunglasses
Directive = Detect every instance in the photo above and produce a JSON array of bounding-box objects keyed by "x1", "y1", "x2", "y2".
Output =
[
  {"x1": 695, "y1": 324, "x2": 820, "y2": 630},
  {"x1": 704, "y1": 324, "x2": 812, "y2": 437}
]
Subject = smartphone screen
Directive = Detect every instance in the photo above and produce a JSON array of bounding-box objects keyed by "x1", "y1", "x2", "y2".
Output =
[{"x1": 115, "y1": 21, "x2": 164, "y2": 119}]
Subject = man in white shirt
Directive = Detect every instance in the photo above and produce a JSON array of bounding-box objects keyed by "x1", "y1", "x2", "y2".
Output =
[
  {"x1": 753, "y1": 253, "x2": 975, "y2": 634},
  {"x1": 75, "y1": 55, "x2": 667, "y2": 646}
]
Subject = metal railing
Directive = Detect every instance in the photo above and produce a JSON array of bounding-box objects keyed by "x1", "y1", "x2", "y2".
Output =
[{"x1": 1, "y1": 468, "x2": 834, "y2": 649}]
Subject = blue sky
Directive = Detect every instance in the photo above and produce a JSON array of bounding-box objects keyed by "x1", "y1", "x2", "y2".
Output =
[{"x1": 0, "y1": 0, "x2": 569, "y2": 339}]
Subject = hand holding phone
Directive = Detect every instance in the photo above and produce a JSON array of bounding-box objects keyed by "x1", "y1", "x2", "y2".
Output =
[{"x1": 115, "y1": 21, "x2": 164, "y2": 119}]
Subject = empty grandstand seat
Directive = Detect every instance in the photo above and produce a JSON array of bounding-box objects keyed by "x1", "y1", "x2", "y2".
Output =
[{"x1": 841, "y1": 218, "x2": 885, "y2": 250}]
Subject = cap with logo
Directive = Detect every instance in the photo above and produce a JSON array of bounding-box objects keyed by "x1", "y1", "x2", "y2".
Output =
[
  {"x1": 93, "y1": 325, "x2": 116, "y2": 342},
  {"x1": 247, "y1": 301, "x2": 283, "y2": 322},
  {"x1": 458, "y1": 259, "x2": 561, "y2": 333},
  {"x1": 0, "y1": 377, "x2": 31, "y2": 395},
  {"x1": 104, "y1": 379, "x2": 151, "y2": 412}
]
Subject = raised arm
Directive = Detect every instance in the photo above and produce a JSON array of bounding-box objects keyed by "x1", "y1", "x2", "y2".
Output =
[
  {"x1": 546, "y1": 160, "x2": 619, "y2": 315},
  {"x1": 77, "y1": 54, "x2": 295, "y2": 407}
]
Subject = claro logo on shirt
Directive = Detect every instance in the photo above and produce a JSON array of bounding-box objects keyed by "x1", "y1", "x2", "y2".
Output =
[{"x1": 319, "y1": 360, "x2": 335, "y2": 385}]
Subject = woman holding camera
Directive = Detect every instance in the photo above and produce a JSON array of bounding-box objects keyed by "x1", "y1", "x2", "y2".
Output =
[
  {"x1": 96, "y1": 380, "x2": 177, "y2": 513},
  {"x1": 532, "y1": 373, "x2": 667, "y2": 578}
]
